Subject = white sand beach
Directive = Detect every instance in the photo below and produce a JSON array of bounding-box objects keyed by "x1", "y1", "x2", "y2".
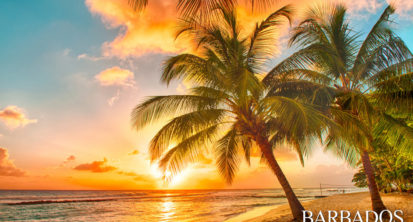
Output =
[{"x1": 229, "y1": 192, "x2": 413, "y2": 222}]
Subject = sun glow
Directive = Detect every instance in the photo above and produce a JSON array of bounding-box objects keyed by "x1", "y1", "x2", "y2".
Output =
[{"x1": 150, "y1": 165, "x2": 189, "y2": 187}]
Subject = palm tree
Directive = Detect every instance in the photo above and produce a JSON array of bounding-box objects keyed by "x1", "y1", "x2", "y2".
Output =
[
  {"x1": 131, "y1": 6, "x2": 333, "y2": 221},
  {"x1": 128, "y1": 0, "x2": 276, "y2": 17},
  {"x1": 264, "y1": 4, "x2": 413, "y2": 213}
]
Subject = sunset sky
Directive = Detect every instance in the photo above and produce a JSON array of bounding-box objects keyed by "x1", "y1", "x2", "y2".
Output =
[{"x1": 0, "y1": 0, "x2": 412, "y2": 190}]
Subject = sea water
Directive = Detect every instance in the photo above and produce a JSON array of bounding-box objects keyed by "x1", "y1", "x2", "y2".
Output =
[{"x1": 0, "y1": 188, "x2": 364, "y2": 221}]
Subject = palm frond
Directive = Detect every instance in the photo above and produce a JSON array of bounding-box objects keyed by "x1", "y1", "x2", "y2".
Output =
[
  {"x1": 262, "y1": 44, "x2": 327, "y2": 85},
  {"x1": 215, "y1": 128, "x2": 241, "y2": 184},
  {"x1": 159, "y1": 124, "x2": 220, "y2": 176},
  {"x1": 247, "y1": 5, "x2": 292, "y2": 66},
  {"x1": 177, "y1": 0, "x2": 235, "y2": 20},
  {"x1": 267, "y1": 79, "x2": 336, "y2": 106},
  {"x1": 131, "y1": 95, "x2": 218, "y2": 129},
  {"x1": 128, "y1": 0, "x2": 148, "y2": 11},
  {"x1": 239, "y1": 136, "x2": 252, "y2": 165},
  {"x1": 352, "y1": 5, "x2": 396, "y2": 76},
  {"x1": 149, "y1": 109, "x2": 227, "y2": 162},
  {"x1": 324, "y1": 133, "x2": 360, "y2": 167},
  {"x1": 374, "y1": 112, "x2": 413, "y2": 154},
  {"x1": 372, "y1": 72, "x2": 413, "y2": 112},
  {"x1": 262, "y1": 96, "x2": 330, "y2": 140},
  {"x1": 367, "y1": 58, "x2": 413, "y2": 85}
]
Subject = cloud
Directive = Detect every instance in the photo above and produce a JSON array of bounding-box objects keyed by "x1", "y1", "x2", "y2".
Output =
[
  {"x1": 66, "y1": 155, "x2": 76, "y2": 162},
  {"x1": 0, "y1": 106, "x2": 37, "y2": 130},
  {"x1": 249, "y1": 144, "x2": 297, "y2": 162},
  {"x1": 74, "y1": 158, "x2": 117, "y2": 173},
  {"x1": 85, "y1": 0, "x2": 413, "y2": 59},
  {"x1": 77, "y1": 53, "x2": 104, "y2": 61},
  {"x1": 107, "y1": 90, "x2": 120, "y2": 106},
  {"x1": 95, "y1": 66, "x2": 135, "y2": 87},
  {"x1": 344, "y1": 0, "x2": 384, "y2": 15},
  {"x1": 390, "y1": 0, "x2": 413, "y2": 20},
  {"x1": 85, "y1": 0, "x2": 187, "y2": 58},
  {"x1": 62, "y1": 155, "x2": 76, "y2": 165},
  {"x1": 133, "y1": 174, "x2": 156, "y2": 183},
  {"x1": 344, "y1": 0, "x2": 413, "y2": 20},
  {"x1": 117, "y1": 170, "x2": 157, "y2": 185},
  {"x1": 128, "y1": 149, "x2": 140, "y2": 155},
  {"x1": 0, "y1": 148, "x2": 26, "y2": 177},
  {"x1": 62, "y1": 48, "x2": 71, "y2": 56},
  {"x1": 274, "y1": 148, "x2": 298, "y2": 162},
  {"x1": 117, "y1": 170, "x2": 139, "y2": 177}
]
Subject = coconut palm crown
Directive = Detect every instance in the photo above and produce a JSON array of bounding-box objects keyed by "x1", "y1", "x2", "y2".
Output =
[
  {"x1": 131, "y1": 6, "x2": 336, "y2": 221},
  {"x1": 263, "y1": 4, "x2": 413, "y2": 213}
]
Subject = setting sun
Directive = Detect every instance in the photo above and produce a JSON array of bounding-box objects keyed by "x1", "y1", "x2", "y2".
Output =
[{"x1": 150, "y1": 164, "x2": 189, "y2": 187}]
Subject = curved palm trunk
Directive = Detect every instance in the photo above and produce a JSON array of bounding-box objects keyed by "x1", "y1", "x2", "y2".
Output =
[
  {"x1": 361, "y1": 151, "x2": 387, "y2": 213},
  {"x1": 256, "y1": 136, "x2": 305, "y2": 222}
]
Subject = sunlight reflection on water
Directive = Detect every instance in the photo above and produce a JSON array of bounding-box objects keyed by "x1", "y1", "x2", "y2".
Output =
[{"x1": 160, "y1": 198, "x2": 175, "y2": 221}]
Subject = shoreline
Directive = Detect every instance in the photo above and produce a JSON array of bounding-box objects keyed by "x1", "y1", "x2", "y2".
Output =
[
  {"x1": 230, "y1": 192, "x2": 412, "y2": 222},
  {"x1": 225, "y1": 205, "x2": 281, "y2": 222}
]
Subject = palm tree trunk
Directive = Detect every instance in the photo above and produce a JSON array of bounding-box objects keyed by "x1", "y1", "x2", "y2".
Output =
[
  {"x1": 256, "y1": 135, "x2": 305, "y2": 222},
  {"x1": 361, "y1": 151, "x2": 387, "y2": 213}
]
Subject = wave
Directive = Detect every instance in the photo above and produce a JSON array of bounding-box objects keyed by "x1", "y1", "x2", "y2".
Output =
[
  {"x1": 3, "y1": 192, "x2": 316, "y2": 206},
  {"x1": 7, "y1": 198, "x2": 116, "y2": 206},
  {"x1": 5, "y1": 193, "x2": 208, "y2": 206}
]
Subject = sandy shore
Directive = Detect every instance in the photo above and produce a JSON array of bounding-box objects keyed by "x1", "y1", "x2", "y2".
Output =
[{"x1": 241, "y1": 192, "x2": 413, "y2": 222}]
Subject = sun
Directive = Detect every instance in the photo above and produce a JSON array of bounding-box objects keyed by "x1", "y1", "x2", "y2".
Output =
[{"x1": 150, "y1": 165, "x2": 188, "y2": 187}]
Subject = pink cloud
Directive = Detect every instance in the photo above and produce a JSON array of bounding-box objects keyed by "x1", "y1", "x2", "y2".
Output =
[
  {"x1": 0, "y1": 148, "x2": 26, "y2": 177},
  {"x1": 0, "y1": 106, "x2": 37, "y2": 130}
]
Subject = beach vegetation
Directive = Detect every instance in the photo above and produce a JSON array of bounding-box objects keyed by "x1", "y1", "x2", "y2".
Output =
[{"x1": 264, "y1": 3, "x2": 413, "y2": 213}]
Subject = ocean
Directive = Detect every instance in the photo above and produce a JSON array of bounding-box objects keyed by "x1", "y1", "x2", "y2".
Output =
[{"x1": 0, "y1": 188, "x2": 364, "y2": 221}]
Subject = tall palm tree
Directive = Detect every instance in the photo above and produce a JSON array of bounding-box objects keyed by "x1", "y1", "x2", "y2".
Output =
[
  {"x1": 264, "y1": 4, "x2": 413, "y2": 213},
  {"x1": 131, "y1": 6, "x2": 333, "y2": 221},
  {"x1": 129, "y1": 0, "x2": 276, "y2": 17}
]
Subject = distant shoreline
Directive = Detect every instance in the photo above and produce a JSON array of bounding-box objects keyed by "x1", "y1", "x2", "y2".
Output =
[{"x1": 234, "y1": 192, "x2": 412, "y2": 222}]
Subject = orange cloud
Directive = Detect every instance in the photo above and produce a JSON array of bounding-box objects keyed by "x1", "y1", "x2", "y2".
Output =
[
  {"x1": 85, "y1": 0, "x2": 411, "y2": 59},
  {"x1": 117, "y1": 170, "x2": 158, "y2": 186},
  {"x1": 0, "y1": 106, "x2": 37, "y2": 130},
  {"x1": 128, "y1": 149, "x2": 140, "y2": 155},
  {"x1": 95, "y1": 66, "x2": 135, "y2": 87},
  {"x1": 74, "y1": 158, "x2": 117, "y2": 173},
  {"x1": 86, "y1": 0, "x2": 186, "y2": 57},
  {"x1": 67, "y1": 155, "x2": 76, "y2": 161},
  {"x1": 64, "y1": 155, "x2": 76, "y2": 163},
  {"x1": 0, "y1": 148, "x2": 26, "y2": 177},
  {"x1": 117, "y1": 170, "x2": 139, "y2": 177}
]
